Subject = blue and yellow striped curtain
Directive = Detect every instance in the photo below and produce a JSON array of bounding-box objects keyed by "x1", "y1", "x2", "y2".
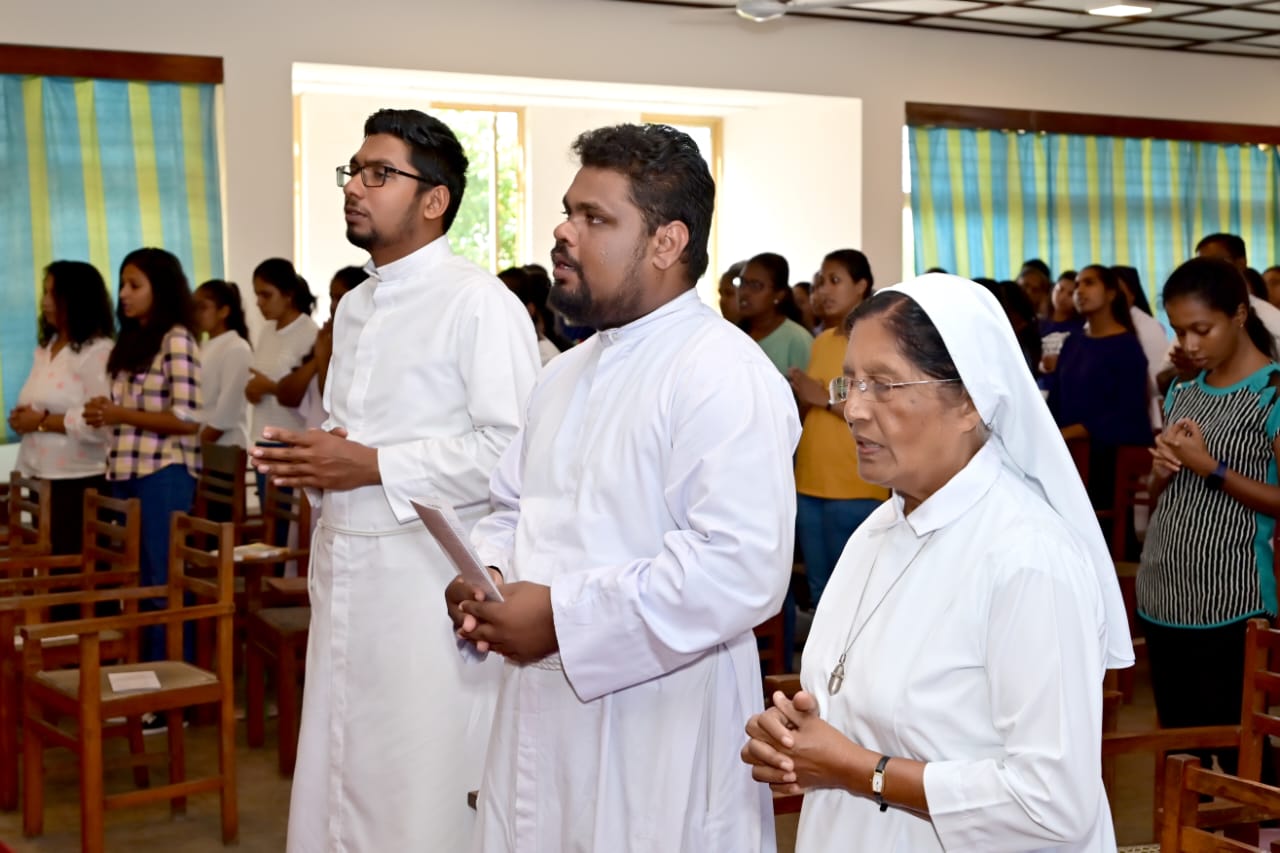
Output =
[
  {"x1": 0, "y1": 74, "x2": 223, "y2": 433},
  {"x1": 909, "y1": 126, "x2": 1280, "y2": 321}
]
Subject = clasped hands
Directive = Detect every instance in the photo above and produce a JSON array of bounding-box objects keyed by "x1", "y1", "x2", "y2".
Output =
[
  {"x1": 82, "y1": 396, "x2": 123, "y2": 428},
  {"x1": 742, "y1": 690, "x2": 862, "y2": 796},
  {"x1": 7, "y1": 404, "x2": 45, "y2": 434},
  {"x1": 1151, "y1": 417, "x2": 1214, "y2": 480},
  {"x1": 445, "y1": 574, "x2": 558, "y2": 665}
]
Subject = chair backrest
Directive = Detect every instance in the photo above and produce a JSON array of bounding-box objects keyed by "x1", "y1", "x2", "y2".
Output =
[
  {"x1": 1162, "y1": 754, "x2": 1280, "y2": 852},
  {"x1": 754, "y1": 613, "x2": 787, "y2": 677},
  {"x1": 166, "y1": 513, "x2": 235, "y2": 662},
  {"x1": 194, "y1": 443, "x2": 248, "y2": 532},
  {"x1": 5, "y1": 472, "x2": 51, "y2": 555},
  {"x1": 79, "y1": 490, "x2": 142, "y2": 576},
  {"x1": 260, "y1": 480, "x2": 309, "y2": 548},
  {"x1": 1239, "y1": 618, "x2": 1280, "y2": 782},
  {"x1": 1065, "y1": 437, "x2": 1089, "y2": 489},
  {"x1": 1109, "y1": 445, "x2": 1153, "y2": 560}
]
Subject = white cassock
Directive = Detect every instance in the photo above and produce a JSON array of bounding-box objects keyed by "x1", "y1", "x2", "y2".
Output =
[
  {"x1": 286, "y1": 237, "x2": 540, "y2": 852},
  {"x1": 469, "y1": 289, "x2": 801, "y2": 853},
  {"x1": 796, "y1": 442, "x2": 1116, "y2": 853}
]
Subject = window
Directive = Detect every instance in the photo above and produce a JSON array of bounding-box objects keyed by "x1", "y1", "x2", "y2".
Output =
[{"x1": 431, "y1": 106, "x2": 524, "y2": 274}]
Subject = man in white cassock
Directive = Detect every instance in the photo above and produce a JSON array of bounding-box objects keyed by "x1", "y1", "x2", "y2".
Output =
[
  {"x1": 255, "y1": 109, "x2": 540, "y2": 852},
  {"x1": 446, "y1": 123, "x2": 801, "y2": 852}
]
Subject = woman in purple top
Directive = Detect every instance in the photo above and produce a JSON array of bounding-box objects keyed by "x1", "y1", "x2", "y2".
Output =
[{"x1": 1042, "y1": 265, "x2": 1152, "y2": 510}]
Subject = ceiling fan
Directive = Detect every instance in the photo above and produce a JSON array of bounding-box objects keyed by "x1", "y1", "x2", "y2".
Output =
[{"x1": 735, "y1": 0, "x2": 864, "y2": 22}]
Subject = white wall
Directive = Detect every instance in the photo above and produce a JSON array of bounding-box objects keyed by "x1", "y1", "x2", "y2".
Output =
[
  {"x1": 720, "y1": 101, "x2": 862, "y2": 284},
  {"x1": 7, "y1": 0, "x2": 1276, "y2": 292}
]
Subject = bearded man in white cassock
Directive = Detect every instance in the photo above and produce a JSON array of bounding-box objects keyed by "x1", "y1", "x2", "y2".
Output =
[
  {"x1": 254, "y1": 108, "x2": 541, "y2": 852},
  {"x1": 445, "y1": 123, "x2": 802, "y2": 853}
]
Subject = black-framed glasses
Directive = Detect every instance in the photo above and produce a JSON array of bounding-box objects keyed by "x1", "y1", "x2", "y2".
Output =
[
  {"x1": 829, "y1": 376, "x2": 962, "y2": 405},
  {"x1": 336, "y1": 164, "x2": 433, "y2": 189}
]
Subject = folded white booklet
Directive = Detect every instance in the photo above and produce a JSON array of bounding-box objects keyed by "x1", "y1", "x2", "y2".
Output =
[{"x1": 410, "y1": 497, "x2": 504, "y2": 603}]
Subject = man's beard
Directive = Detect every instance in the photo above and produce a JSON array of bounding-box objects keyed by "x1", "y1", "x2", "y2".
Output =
[
  {"x1": 345, "y1": 203, "x2": 419, "y2": 255},
  {"x1": 548, "y1": 241, "x2": 647, "y2": 330}
]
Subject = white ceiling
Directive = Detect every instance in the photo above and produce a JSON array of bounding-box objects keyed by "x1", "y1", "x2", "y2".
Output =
[{"x1": 609, "y1": 0, "x2": 1280, "y2": 57}]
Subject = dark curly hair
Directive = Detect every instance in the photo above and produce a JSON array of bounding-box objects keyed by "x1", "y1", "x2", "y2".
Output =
[
  {"x1": 40, "y1": 260, "x2": 114, "y2": 351},
  {"x1": 107, "y1": 248, "x2": 196, "y2": 376},
  {"x1": 571, "y1": 123, "x2": 715, "y2": 283},
  {"x1": 364, "y1": 109, "x2": 469, "y2": 233}
]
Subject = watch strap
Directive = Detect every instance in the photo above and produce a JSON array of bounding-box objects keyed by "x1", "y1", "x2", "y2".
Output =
[{"x1": 871, "y1": 754, "x2": 890, "y2": 812}]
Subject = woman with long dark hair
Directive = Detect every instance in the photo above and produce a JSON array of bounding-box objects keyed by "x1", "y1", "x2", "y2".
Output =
[
  {"x1": 83, "y1": 247, "x2": 202, "y2": 662},
  {"x1": 8, "y1": 260, "x2": 115, "y2": 554},
  {"x1": 194, "y1": 279, "x2": 253, "y2": 448},
  {"x1": 1041, "y1": 264, "x2": 1153, "y2": 509},
  {"x1": 1138, "y1": 257, "x2": 1280, "y2": 771}
]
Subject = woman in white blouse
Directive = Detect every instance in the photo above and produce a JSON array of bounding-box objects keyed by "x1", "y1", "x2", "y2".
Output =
[
  {"x1": 244, "y1": 258, "x2": 317, "y2": 498},
  {"x1": 7, "y1": 261, "x2": 115, "y2": 554},
  {"x1": 194, "y1": 279, "x2": 253, "y2": 448},
  {"x1": 742, "y1": 275, "x2": 1133, "y2": 852}
]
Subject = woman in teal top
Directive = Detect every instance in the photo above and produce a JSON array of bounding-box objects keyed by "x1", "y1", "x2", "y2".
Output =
[
  {"x1": 738, "y1": 252, "x2": 813, "y2": 375},
  {"x1": 1139, "y1": 257, "x2": 1280, "y2": 771}
]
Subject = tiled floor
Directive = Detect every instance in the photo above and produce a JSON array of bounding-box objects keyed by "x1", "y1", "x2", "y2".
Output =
[{"x1": 0, "y1": 661, "x2": 1168, "y2": 852}]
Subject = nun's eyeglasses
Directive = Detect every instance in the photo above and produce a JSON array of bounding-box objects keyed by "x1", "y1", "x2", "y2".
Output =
[{"x1": 829, "y1": 376, "x2": 963, "y2": 404}]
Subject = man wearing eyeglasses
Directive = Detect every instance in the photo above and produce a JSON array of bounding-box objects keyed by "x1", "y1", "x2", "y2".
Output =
[
  {"x1": 446, "y1": 124, "x2": 800, "y2": 852},
  {"x1": 254, "y1": 108, "x2": 540, "y2": 852}
]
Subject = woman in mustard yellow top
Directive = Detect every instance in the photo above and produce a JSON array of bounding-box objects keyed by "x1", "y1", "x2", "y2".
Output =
[{"x1": 787, "y1": 249, "x2": 890, "y2": 606}]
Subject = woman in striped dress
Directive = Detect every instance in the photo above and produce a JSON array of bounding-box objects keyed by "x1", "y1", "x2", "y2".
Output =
[{"x1": 1138, "y1": 257, "x2": 1280, "y2": 763}]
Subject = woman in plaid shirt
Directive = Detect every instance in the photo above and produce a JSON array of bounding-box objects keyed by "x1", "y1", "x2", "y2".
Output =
[{"x1": 84, "y1": 248, "x2": 202, "y2": 662}]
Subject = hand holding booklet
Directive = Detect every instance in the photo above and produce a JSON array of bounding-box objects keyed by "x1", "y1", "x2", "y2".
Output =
[{"x1": 410, "y1": 497, "x2": 504, "y2": 603}]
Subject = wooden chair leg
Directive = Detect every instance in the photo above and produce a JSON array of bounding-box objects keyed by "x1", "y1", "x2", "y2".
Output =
[
  {"x1": 81, "y1": 714, "x2": 105, "y2": 853},
  {"x1": 167, "y1": 710, "x2": 187, "y2": 816},
  {"x1": 0, "y1": 682, "x2": 17, "y2": 811},
  {"x1": 22, "y1": 711, "x2": 44, "y2": 836},
  {"x1": 245, "y1": 639, "x2": 266, "y2": 748},
  {"x1": 278, "y1": 643, "x2": 300, "y2": 775},
  {"x1": 127, "y1": 716, "x2": 150, "y2": 789},
  {"x1": 220, "y1": 694, "x2": 238, "y2": 843}
]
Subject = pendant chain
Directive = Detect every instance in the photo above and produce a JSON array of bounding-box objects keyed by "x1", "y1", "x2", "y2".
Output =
[{"x1": 828, "y1": 532, "x2": 937, "y2": 695}]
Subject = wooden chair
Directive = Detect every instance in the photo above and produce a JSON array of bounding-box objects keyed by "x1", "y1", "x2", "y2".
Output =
[
  {"x1": 1161, "y1": 754, "x2": 1280, "y2": 852},
  {"x1": 1103, "y1": 619, "x2": 1280, "y2": 839},
  {"x1": 0, "y1": 491, "x2": 142, "y2": 811},
  {"x1": 193, "y1": 443, "x2": 250, "y2": 537},
  {"x1": 754, "y1": 613, "x2": 787, "y2": 676},
  {"x1": 20, "y1": 514, "x2": 238, "y2": 852},
  {"x1": 1099, "y1": 445, "x2": 1154, "y2": 562},
  {"x1": 1, "y1": 473, "x2": 52, "y2": 559},
  {"x1": 244, "y1": 578, "x2": 310, "y2": 775}
]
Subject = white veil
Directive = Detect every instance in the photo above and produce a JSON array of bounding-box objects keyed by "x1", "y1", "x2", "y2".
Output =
[{"x1": 885, "y1": 273, "x2": 1135, "y2": 670}]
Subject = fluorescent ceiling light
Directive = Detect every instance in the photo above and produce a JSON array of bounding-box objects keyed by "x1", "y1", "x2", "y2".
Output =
[{"x1": 1087, "y1": 2, "x2": 1153, "y2": 15}]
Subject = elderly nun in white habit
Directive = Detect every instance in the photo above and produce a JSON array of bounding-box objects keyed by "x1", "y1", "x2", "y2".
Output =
[{"x1": 743, "y1": 274, "x2": 1134, "y2": 852}]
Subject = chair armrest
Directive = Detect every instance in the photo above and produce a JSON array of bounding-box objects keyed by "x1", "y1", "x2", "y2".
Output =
[
  {"x1": 1102, "y1": 724, "x2": 1241, "y2": 756},
  {"x1": 0, "y1": 554, "x2": 83, "y2": 575},
  {"x1": 20, "y1": 601, "x2": 236, "y2": 642},
  {"x1": 0, "y1": 570, "x2": 139, "y2": 596},
  {"x1": 763, "y1": 673, "x2": 802, "y2": 700},
  {"x1": 0, "y1": 584, "x2": 166, "y2": 613}
]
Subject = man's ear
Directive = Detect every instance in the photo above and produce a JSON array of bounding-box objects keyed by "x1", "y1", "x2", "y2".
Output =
[
  {"x1": 420, "y1": 185, "x2": 450, "y2": 223},
  {"x1": 651, "y1": 221, "x2": 690, "y2": 272}
]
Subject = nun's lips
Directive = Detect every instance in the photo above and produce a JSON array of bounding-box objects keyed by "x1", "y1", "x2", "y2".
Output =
[{"x1": 854, "y1": 435, "x2": 886, "y2": 457}]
